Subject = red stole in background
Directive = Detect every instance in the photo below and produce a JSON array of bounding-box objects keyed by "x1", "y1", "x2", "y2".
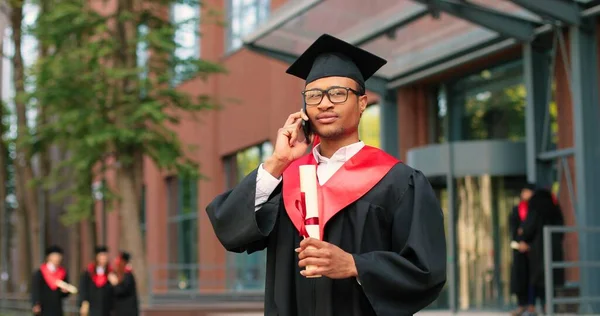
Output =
[
  {"x1": 40, "y1": 264, "x2": 66, "y2": 290},
  {"x1": 87, "y1": 263, "x2": 111, "y2": 288}
]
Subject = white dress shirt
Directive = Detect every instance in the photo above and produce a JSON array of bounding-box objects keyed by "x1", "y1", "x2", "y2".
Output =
[
  {"x1": 254, "y1": 141, "x2": 365, "y2": 211},
  {"x1": 96, "y1": 266, "x2": 105, "y2": 275},
  {"x1": 46, "y1": 263, "x2": 56, "y2": 272}
]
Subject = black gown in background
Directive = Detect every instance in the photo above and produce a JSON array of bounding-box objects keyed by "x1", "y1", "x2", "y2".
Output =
[
  {"x1": 31, "y1": 269, "x2": 70, "y2": 316},
  {"x1": 509, "y1": 205, "x2": 531, "y2": 301},
  {"x1": 112, "y1": 272, "x2": 140, "y2": 316},
  {"x1": 78, "y1": 266, "x2": 113, "y2": 316},
  {"x1": 521, "y1": 192, "x2": 565, "y2": 291},
  {"x1": 207, "y1": 158, "x2": 447, "y2": 316}
]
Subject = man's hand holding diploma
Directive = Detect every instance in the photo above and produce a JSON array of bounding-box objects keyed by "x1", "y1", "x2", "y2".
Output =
[{"x1": 296, "y1": 238, "x2": 358, "y2": 279}]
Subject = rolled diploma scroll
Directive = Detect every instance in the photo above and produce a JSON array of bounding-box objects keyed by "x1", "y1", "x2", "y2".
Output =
[
  {"x1": 299, "y1": 165, "x2": 322, "y2": 278},
  {"x1": 56, "y1": 279, "x2": 78, "y2": 294},
  {"x1": 510, "y1": 241, "x2": 520, "y2": 250}
]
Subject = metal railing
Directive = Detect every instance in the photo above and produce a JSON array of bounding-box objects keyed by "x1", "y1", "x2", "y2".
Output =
[
  {"x1": 544, "y1": 226, "x2": 600, "y2": 315},
  {"x1": 1, "y1": 264, "x2": 267, "y2": 313},
  {"x1": 147, "y1": 263, "x2": 265, "y2": 306},
  {"x1": 0, "y1": 294, "x2": 80, "y2": 316}
]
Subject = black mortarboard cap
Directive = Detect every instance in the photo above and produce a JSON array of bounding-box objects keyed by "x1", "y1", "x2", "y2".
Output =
[
  {"x1": 523, "y1": 183, "x2": 537, "y2": 191},
  {"x1": 45, "y1": 245, "x2": 63, "y2": 256},
  {"x1": 120, "y1": 252, "x2": 131, "y2": 262},
  {"x1": 95, "y1": 245, "x2": 108, "y2": 254},
  {"x1": 285, "y1": 34, "x2": 387, "y2": 90}
]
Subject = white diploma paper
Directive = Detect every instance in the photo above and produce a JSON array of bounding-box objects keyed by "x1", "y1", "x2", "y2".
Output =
[{"x1": 299, "y1": 165, "x2": 322, "y2": 278}]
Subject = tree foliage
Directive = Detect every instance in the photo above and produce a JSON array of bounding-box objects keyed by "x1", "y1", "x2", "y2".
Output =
[
  {"x1": 25, "y1": 0, "x2": 225, "y2": 295},
  {"x1": 29, "y1": 0, "x2": 225, "y2": 223}
]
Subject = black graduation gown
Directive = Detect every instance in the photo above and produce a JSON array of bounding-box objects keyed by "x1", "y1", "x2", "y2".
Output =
[
  {"x1": 112, "y1": 272, "x2": 140, "y2": 316},
  {"x1": 78, "y1": 270, "x2": 113, "y2": 316},
  {"x1": 521, "y1": 206, "x2": 565, "y2": 289},
  {"x1": 31, "y1": 269, "x2": 70, "y2": 316},
  {"x1": 509, "y1": 205, "x2": 530, "y2": 296},
  {"x1": 206, "y1": 162, "x2": 447, "y2": 316}
]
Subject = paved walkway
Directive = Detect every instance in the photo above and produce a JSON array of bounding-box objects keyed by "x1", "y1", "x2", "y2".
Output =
[
  {"x1": 417, "y1": 312, "x2": 512, "y2": 316},
  {"x1": 205, "y1": 313, "x2": 511, "y2": 316}
]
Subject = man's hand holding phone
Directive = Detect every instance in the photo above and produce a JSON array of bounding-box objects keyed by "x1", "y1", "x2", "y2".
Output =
[{"x1": 263, "y1": 110, "x2": 312, "y2": 178}]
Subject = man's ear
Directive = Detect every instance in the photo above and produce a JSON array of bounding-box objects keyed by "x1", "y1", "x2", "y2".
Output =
[{"x1": 358, "y1": 95, "x2": 368, "y2": 114}]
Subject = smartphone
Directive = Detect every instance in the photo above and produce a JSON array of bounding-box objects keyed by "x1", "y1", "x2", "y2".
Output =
[{"x1": 301, "y1": 104, "x2": 313, "y2": 144}]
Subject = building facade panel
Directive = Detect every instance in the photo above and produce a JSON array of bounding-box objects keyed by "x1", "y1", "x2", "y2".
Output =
[{"x1": 397, "y1": 85, "x2": 429, "y2": 161}]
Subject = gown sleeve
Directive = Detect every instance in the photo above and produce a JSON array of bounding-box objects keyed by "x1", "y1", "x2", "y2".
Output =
[
  {"x1": 113, "y1": 273, "x2": 136, "y2": 297},
  {"x1": 78, "y1": 271, "x2": 89, "y2": 306},
  {"x1": 31, "y1": 270, "x2": 41, "y2": 307},
  {"x1": 61, "y1": 272, "x2": 71, "y2": 298},
  {"x1": 352, "y1": 169, "x2": 447, "y2": 316},
  {"x1": 206, "y1": 168, "x2": 281, "y2": 253}
]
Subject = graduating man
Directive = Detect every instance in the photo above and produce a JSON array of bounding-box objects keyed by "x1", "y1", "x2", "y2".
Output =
[
  {"x1": 78, "y1": 246, "x2": 113, "y2": 316},
  {"x1": 206, "y1": 34, "x2": 447, "y2": 316},
  {"x1": 31, "y1": 245, "x2": 71, "y2": 315}
]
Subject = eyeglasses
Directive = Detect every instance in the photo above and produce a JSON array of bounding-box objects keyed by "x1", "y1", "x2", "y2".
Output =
[{"x1": 301, "y1": 86, "x2": 362, "y2": 106}]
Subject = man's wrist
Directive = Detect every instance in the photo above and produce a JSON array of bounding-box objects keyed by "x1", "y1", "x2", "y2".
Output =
[
  {"x1": 263, "y1": 155, "x2": 291, "y2": 178},
  {"x1": 349, "y1": 253, "x2": 358, "y2": 278}
]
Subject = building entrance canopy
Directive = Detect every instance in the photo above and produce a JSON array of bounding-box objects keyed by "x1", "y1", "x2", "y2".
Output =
[{"x1": 243, "y1": 0, "x2": 600, "y2": 88}]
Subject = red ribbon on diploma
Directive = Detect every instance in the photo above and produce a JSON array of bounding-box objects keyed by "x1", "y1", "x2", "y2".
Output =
[{"x1": 296, "y1": 192, "x2": 320, "y2": 238}]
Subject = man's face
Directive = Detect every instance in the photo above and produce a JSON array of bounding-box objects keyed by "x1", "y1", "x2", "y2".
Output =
[
  {"x1": 521, "y1": 188, "x2": 533, "y2": 201},
  {"x1": 47, "y1": 253, "x2": 62, "y2": 266},
  {"x1": 96, "y1": 252, "x2": 108, "y2": 266},
  {"x1": 304, "y1": 76, "x2": 367, "y2": 140}
]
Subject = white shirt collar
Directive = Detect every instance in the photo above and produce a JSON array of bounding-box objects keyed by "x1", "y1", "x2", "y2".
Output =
[
  {"x1": 46, "y1": 263, "x2": 56, "y2": 272},
  {"x1": 312, "y1": 141, "x2": 365, "y2": 164}
]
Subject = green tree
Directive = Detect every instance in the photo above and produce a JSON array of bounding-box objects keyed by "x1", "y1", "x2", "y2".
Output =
[
  {"x1": 29, "y1": 0, "x2": 225, "y2": 295},
  {"x1": 359, "y1": 104, "x2": 381, "y2": 148}
]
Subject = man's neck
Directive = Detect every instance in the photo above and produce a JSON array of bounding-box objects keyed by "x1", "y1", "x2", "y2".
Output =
[{"x1": 318, "y1": 136, "x2": 360, "y2": 158}]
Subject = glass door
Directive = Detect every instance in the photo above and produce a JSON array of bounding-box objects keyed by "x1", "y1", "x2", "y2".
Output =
[{"x1": 455, "y1": 175, "x2": 524, "y2": 310}]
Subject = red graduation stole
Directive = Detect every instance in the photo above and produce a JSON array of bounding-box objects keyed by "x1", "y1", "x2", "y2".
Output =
[
  {"x1": 112, "y1": 257, "x2": 132, "y2": 273},
  {"x1": 282, "y1": 145, "x2": 399, "y2": 240},
  {"x1": 87, "y1": 263, "x2": 111, "y2": 288},
  {"x1": 518, "y1": 200, "x2": 528, "y2": 221},
  {"x1": 40, "y1": 264, "x2": 66, "y2": 291}
]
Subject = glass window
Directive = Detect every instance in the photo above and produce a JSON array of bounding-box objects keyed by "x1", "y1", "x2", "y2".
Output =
[
  {"x1": 434, "y1": 85, "x2": 449, "y2": 143},
  {"x1": 171, "y1": 2, "x2": 200, "y2": 85},
  {"x1": 166, "y1": 175, "x2": 199, "y2": 290},
  {"x1": 226, "y1": 0, "x2": 270, "y2": 52},
  {"x1": 359, "y1": 104, "x2": 381, "y2": 148},
  {"x1": 435, "y1": 60, "x2": 526, "y2": 142},
  {"x1": 223, "y1": 141, "x2": 273, "y2": 291}
]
